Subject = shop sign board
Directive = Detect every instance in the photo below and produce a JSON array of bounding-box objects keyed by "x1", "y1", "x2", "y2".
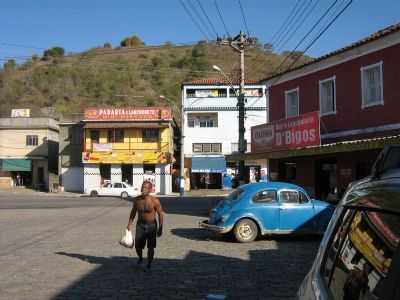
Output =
[
  {"x1": 82, "y1": 151, "x2": 171, "y2": 164},
  {"x1": 11, "y1": 109, "x2": 30, "y2": 118},
  {"x1": 84, "y1": 107, "x2": 172, "y2": 121},
  {"x1": 93, "y1": 143, "x2": 112, "y2": 152},
  {"x1": 251, "y1": 111, "x2": 320, "y2": 153},
  {"x1": 195, "y1": 89, "x2": 219, "y2": 98}
]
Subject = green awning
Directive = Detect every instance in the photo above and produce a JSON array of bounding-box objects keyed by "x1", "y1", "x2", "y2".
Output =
[{"x1": 1, "y1": 159, "x2": 31, "y2": 171}]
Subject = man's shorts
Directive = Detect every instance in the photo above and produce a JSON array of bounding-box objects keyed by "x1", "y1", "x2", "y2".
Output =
[{"x1": 135, "y1": 221, "x2": 157, "y2": 249}]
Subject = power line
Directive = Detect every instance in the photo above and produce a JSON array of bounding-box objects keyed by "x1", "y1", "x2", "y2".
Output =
[
  {"x1": 0, "y1": 42, "x2": 46, "y2": 50},
  {"x1": 214, "y1": 0, "x2": 231, "y2": 38},
  {"x1": 272, "y1": 0, "x2": 310, "y2": 50},
  {"x1": 238, "y1": 0, "x2": 251, "y2": 37},
  {"x1": 186, "y1": 0, "x2": 214, "y2": 40},
  {"x1": 269, "y1": 0, "x2": 354, "y2": 86},
  {"x1": 179, "y1": 0, "x2": 210, "y2": 41},
  {"x1": 268, "y1": 0, "x2": 302, "y2": 46},
  {"x1": 274, "y1": 0, "x2": 315, "y2": 52},
  {"x1": 195, "y1": 0, "x2": 219, "y2": 39},
  {"x1": 273, "y1": 0, "x2": 341, "y2": 75}
]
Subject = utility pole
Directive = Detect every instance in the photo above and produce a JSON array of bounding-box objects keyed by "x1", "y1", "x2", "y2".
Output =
[{"x1": 218, "y1": 31, "x2": 251, "y2": 185}]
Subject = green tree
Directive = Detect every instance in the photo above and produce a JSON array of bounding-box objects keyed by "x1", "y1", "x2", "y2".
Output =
[
  {"x1": 3, "y1": 59, "x2": 16, "y2": 71},
  {"x1": 120, "y1": 35, "x2": 145, "y2": 48},
  {"x1": 103, "y1": 42, "x2": 112, "y2": 49},
  {"x1": 42, "y1": 47, "x2": 65, "y2": 60}
]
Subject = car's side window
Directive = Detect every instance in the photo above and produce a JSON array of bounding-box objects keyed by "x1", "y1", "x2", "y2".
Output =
[
  {"x1": 253, "y1": 190, "x2": 277, "y2": 203},
  {"x1": 280, "y1": 190, "x2": 299, "y2": 204},
  {"x1": 320, "y1": 208, "x2": 400, "y2": 300},
  {"x1": 113, "y1": 183, "x2": 122, "y2": 188},
  {"x1": 299, "y1": 191, "x2": 309, "y2": 203}
]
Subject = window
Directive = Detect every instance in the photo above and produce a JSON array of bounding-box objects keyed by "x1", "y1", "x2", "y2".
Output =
[
  {"x1": 285, "y1": 88, "x2": 299, "y2": 118},
  {"x1": 319, "y1": 77, "x2": 336, "y2": 115},
  {"x1": 113, "y1": 183, "x2": 123, "y2": 188},
  {"x1": 143, "y1": 128, "x2": 159, "y2": 139},
  {"x1": 280, "y1": 190, "x2": 300, "y2": 204},
  {"x1": 299, "y1": 191, "x2": 309, "y2": 203},
  {"x1": 361, "y1": 61, "x2": 383, "y2": 108},
  {"x1": 26, "y1": 135, "x2": 38, "y2": 146},
  {"x1": 226, "y1": 188, "x2": 244, "y2": 202},
  {"x1": 187, "y1": 88, "x2": 227, "y2": 98},
  {"x1": 115, "y1": 129, "x2": 124, "y2": 143},
  {"x1": 107, "y1": 129, "x2": 113, "y2": 143},
  {"x1": 188, "y1": 118, "x2": 195, "y2": 127},
  {"x1": 90, "y1": 130, "x2": 99, "y2": 143},
  {"x1": 229, "y1": 88, "x2": 263, "y2": 97},
  {"x1": 192, "y1": 143, "x2": 222, "y2": 153},
  {"x1": 199, "y1": 118, "x2": 215, "y2": 128},
  {"x1": 187, "y1": 113, "x2": 218, "y2": 128},
  {"x1": 321, "y1": 209, "x2": 400, "y2": 300},
  {"x1": 253, "y1": 190, "x2": 277, "y2": 203}
]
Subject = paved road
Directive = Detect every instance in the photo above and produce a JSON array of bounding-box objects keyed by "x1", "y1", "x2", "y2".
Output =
[{"x1": 0, "y1": 195, "x2": 320, "y2": 299}]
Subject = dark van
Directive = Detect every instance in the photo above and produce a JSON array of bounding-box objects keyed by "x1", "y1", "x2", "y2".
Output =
[{"x1": 298, "y1": 145, "x2": 400, "y2": 300}]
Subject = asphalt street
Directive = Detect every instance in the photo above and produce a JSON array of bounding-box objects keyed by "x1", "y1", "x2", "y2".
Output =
[{"x1": 0, "y1": 194, "x2": 321, "y2": 300}]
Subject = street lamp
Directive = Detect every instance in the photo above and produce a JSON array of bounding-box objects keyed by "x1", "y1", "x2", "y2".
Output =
[{"x1": 159, "y1": 95, "x2": 185, "y2": 197}]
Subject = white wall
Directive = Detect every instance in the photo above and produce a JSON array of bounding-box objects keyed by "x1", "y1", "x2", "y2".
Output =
[
  {"x1": 84, "y1": 164, "x2": 100, "y2": 193},
  {"x1": 183, "y1": 84, "x2": 267, "y2": 157}
]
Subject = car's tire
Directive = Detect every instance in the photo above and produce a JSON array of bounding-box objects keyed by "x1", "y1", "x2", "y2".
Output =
[
  {"x1": 90, "y1": 190, "x2": 98, "y2": 197},
  {"x1": 121, "y1": 192, "x2": 128, "y2": 199},
  {"x1": 233, "y1": 219, "x2": 258, "y2": 243}
]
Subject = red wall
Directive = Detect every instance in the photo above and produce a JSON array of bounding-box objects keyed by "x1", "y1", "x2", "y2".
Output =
[{"x1": 269, "y1": 43, "x2": 400, "y2": 134}]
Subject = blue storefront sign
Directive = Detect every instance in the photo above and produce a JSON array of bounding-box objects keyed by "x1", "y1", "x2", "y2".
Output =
[{"x1": 191, "y1": 155, "x2": 226, "y2": 173}]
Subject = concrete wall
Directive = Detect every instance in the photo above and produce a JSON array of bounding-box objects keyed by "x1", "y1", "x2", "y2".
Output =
[
  {"x1": 61, "y1": 167, "x2": 84, "y2": 192},
  {"x1": 0, "y1": 129, "x2": 52, "y2": 157}
]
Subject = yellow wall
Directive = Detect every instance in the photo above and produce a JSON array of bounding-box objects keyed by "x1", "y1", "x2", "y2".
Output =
[
  {"x1": 0, "y1": 129, "x2": 50, "y2": 157},
  {"x1": 83, "y1": 127, "x2": 173, "y2": 164}
]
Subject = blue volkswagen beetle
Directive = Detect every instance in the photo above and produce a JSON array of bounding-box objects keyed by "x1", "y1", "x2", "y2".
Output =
[{"x1": 200, "y1": 181, "x2": 334, "y2": 242}]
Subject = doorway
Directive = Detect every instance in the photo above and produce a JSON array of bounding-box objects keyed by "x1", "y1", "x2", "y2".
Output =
[
  {"x1": 122, "y1": 164, "x2": 133, "y2": 185},
  {"x1": 315, "y1": 159, "x2": 337, "y2": 201},
  {"x1": 99, "y1": 164, "x2": 111, "y2": 185}
]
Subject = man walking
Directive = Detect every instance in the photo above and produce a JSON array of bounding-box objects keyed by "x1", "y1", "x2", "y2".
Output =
[{"x1": 127, "y1": 181, "x2": 164, "y2": 269}]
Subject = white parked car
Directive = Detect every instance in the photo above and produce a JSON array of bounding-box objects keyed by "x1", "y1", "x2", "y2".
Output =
[{"x1": 86, "y1": 182, "x2": 139, "y2": 198}]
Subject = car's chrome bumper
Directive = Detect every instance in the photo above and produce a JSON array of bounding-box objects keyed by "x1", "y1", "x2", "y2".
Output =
[{"x1": 199, "y1": 220, "x2": 231, "y2": 234}]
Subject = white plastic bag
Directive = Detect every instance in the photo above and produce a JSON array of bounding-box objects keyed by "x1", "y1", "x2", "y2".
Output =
[{"x1": 119, "y1": 229, "x2": 134, "y2": 248}]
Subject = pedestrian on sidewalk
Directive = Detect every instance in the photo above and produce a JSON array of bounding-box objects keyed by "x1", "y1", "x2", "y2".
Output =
[{"x1": 127, "y1": 181, "x2": 164, "y2": 269}]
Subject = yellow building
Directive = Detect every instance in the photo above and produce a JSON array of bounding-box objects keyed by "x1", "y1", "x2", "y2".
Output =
[
  {"x1": 0, "y1": 116, "x2": 59, "y2": 191},
  {"x1": 81, "y1": 107, "x2": 174, "y2": 194}
]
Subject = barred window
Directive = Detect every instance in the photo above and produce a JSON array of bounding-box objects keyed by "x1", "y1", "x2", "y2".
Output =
[
  {"x1": 192, "y1": 143, "x2": 222, "y2": 153},
  {"x1": 26, "y1": 135, "x2": 38, "y2": 146}
]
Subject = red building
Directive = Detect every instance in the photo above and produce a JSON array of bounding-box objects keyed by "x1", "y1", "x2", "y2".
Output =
[{"x1": 239, "y1": 23, "x2": 400, "y2": 201}]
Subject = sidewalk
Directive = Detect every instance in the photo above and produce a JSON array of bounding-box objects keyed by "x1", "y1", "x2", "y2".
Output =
[{"x1": 0, "y1": 187, "x2": 83, "y2": 198}]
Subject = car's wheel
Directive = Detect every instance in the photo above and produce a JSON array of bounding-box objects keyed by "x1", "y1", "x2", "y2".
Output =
[
  {"x1": 121, "y1": 192, "x2": 128, "y2": 199},
  {"x1": 90, "y1": 190, "x2": 98, "y2": 197},
  {"x1": 233, "y1": 219, "x2": 258, "y2": 243}
]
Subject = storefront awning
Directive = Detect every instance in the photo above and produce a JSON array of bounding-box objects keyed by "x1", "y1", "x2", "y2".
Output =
[
  {"x1": 192, "y1": 155, "x2": 226, "y2": 173},
  {"x1": 227, "y1": 134, "x2": 400, "y2": 161},
  {"x1": 1, "y1": 159, "x2": 31, "y2": 171}
]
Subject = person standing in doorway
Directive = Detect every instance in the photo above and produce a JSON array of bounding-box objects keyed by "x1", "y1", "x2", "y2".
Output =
[
  {"x1": 16, "y1": 173, "x2": 21, "y2": 186},
  {"x1": 127, "y1": 181, "x2": 164, "y2": 269}
]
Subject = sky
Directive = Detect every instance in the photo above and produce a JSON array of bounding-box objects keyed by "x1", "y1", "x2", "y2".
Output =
[{"x1": 0, "y1": 0, "x2": 399, "y2": 63}]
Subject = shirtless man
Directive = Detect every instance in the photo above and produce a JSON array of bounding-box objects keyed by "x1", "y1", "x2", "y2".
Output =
[{"x1": 127, "y1": 181, "x2": 164, "y2": 269}]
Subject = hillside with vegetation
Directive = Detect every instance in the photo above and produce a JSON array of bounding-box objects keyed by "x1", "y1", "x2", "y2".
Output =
[{"x1": 0, "y1": 35, "x2": 312, "y2": 118}]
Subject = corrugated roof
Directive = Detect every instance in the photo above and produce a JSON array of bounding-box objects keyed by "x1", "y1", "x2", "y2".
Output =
[{"x1": 262, "y1": 22, "x2": 400, "y2": 83}]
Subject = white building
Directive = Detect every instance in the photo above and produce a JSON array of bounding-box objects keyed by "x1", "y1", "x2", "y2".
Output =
[{"x1": 181, "y1": 78, "x2": 268, "y2": 190}]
